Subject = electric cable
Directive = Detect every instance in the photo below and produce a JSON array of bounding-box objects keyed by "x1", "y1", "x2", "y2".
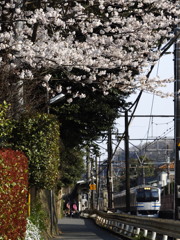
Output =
[
  {"x1": 153, "y1": 119, "x2": 174, "y2": 126},
  {"x1": 139, "y1": 126, "x2": 174, "y2": 151},
  {"x1": 143, "y1": 59, "x2": 161, "y2": 154},
  {"x1": 111, "y1": 40, "x2": 175, "y2": 161},
  {"x1": 96, "y1": 35, "x2": 176, "y2": 178}
]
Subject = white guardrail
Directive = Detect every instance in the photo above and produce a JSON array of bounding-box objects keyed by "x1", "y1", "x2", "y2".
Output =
[{"x1": 80, "y1": 210, "x2": 180, "y2": 240}]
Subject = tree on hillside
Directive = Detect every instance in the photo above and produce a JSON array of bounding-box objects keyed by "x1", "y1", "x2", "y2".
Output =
[
  {"x1": 0, "y1": 0, "x2": 179, "y2": 113},
  {"x1": 51, "y1": 88, "x2": 128, "y2": 147},
  {"x1": 130, "y1": 156, "x2": 155, "y2": 183},
  {"x1": 59, "y1": 143, "x2": 85, "y2": 188}
]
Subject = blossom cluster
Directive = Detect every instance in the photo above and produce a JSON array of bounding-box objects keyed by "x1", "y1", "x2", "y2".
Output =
[
  {"x1": 25, "y1": 218, "x2": 41, "y2": 240},
  {"x1": 0, "y1": 0, "x2": 179, "y2": 100}
]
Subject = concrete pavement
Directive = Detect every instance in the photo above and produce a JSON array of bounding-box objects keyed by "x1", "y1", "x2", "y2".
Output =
[{"x1": 51, "y1": 217, "x2": 122, "y2": 240}]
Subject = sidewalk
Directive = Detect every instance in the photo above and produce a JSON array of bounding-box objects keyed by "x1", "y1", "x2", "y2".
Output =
[{"x1": 51, "y1": 217, "x2": 122, "y2": 240}]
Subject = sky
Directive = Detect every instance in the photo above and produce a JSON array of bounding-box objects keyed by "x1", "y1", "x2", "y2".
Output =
[{"x1": 100, "y1": 48, "x2": 175, "y2": 160}]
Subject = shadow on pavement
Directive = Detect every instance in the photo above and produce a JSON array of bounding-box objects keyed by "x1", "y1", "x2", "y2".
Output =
[{"x1": 54, "y1": 216, "x2": 122, "y2": 240}]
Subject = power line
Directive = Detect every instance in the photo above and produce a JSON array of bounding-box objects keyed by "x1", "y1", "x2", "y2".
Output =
[
  {"x1": 144, "y1": 93, "x2": 155, "y2": 147},
  {"x1": 112, "y1": 34, "x2": 176, "y2": 159}
]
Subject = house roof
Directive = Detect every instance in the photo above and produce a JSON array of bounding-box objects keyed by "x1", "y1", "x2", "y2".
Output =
[{"x1": 159, "y1": 162, "x2": 174, "y2": 170}]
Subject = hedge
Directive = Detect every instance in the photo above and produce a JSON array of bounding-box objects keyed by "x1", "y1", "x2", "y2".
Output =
[
  {"x1": 13, "y1": 113, "x2": 60, "y2": 189},
  {"x1": 0, "y1": 149, "x2": 28, "y2": 240}
]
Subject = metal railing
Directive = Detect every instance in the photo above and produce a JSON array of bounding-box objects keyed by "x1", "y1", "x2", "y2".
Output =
[{"x1": 81, "y1": 210, "x2": 180, "y2": 240}]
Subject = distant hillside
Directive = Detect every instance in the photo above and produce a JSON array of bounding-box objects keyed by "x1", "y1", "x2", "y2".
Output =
[
  {"x1": 134, "y1": 139, "x2": 174, "y2": 164},
  {"x1": 113, "y1": 139, "x2": 174, "y2": 165}
]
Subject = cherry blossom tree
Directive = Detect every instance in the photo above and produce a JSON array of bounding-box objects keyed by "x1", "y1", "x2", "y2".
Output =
[{"x1": 0, "y1": 0, "x2": 179, "y2": 108}]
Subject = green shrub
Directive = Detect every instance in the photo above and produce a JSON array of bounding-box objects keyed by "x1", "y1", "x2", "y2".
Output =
[
  {"x1": 29, "y1": 200, "x2": 48, "y2": 232},
  {"x1": 0, "y1": 101, "x2": 14, "y2": 147},
  {"x1": 134, "y1": 232, "x2": 147, "y2": 240}
]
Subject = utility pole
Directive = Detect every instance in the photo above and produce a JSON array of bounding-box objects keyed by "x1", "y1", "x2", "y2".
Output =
[
  {"x1": 166, "y1": 144, "x2": 171, "y2": 195},
  {"x1": 174, "y1": 25, "x2": 180, "y2": 220},
  {"x1": 96, "y1": 155, "x2": 99, "y2": 210},
  {"x1": 107, "y1": 127, "x2": 113, "y2": 209},
  {"x1": 142, "y1": 164, "x2": 145, "y2": 185},
  {"x1": 125, "y1": 110, "x2": 130, "y2": 212},
  {"x1": 90, "y1": 157, "x2": 95, "y2": 209},
  {"x1": 86, "y1": 145, "x2": 91, "y2": 184},
  {"x1": 85, "y1": 145, "x2": 91, "y2": 209}
]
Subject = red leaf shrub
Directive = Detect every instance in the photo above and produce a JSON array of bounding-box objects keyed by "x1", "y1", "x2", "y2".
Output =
[{"x1": 0, "y1": 149, "x2": 28, "y2": 240}]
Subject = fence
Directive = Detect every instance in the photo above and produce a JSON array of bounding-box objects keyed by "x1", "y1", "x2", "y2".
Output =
[{"x1": 81, "y1": 210, "x2": 180, "y2": 240}]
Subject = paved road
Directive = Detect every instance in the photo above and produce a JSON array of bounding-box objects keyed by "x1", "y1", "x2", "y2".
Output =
[{"x1": 52, "y1": 217, "x2": 122, "y2": 240}]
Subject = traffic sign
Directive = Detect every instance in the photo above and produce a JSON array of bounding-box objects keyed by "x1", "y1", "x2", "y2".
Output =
[{"x1": 89, "y1": 184, "x2": 96, "y2": 190}]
